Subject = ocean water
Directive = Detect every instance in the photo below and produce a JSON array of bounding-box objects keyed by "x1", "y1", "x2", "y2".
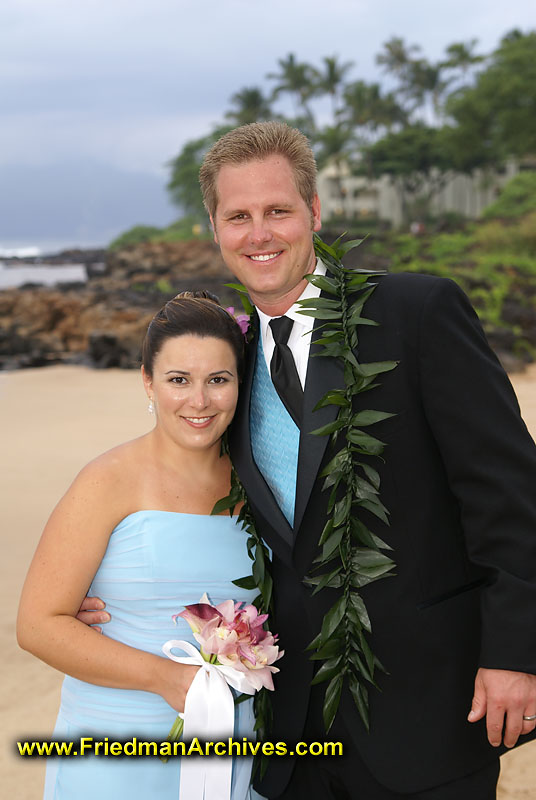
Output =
[
  {"x1": 0, "y1": 261, "x2": 87, "y2": 290},
  {"x1": 0, "y1": 246, "x2": 41, "y2": 258}
]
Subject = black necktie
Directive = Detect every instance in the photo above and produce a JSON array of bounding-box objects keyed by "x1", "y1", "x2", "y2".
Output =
[{"x1": 269, "y1": 316, "x2": 303, "y2": 427}]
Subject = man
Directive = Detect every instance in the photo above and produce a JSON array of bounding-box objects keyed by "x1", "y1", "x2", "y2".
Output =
[{"x1": 83, "y1": 122, "x2": 536, "y2": 798}]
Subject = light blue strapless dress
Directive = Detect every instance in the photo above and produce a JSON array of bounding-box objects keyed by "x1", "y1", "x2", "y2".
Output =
[{"x1": 44, "y1": 510, "x2": 263, "y2": 800}]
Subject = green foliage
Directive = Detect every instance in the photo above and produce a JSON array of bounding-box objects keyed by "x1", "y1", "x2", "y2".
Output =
[
  {"x1": 154, "y1": 216, "x2": 211, "y2": 243},
  {"x1": 154, "y1": 278, "x2": 174, "y2": 294},
  {"x1": 426, "y1": 231, "x2": 475, "y2": 260},
  {"x1": 299, "y1": 234, "x2": 397, "y2": 732},
  {"x1": 167, "y1": 126, "x2": 231, "y2": 218},
  {"x1": 476, "y1": 250, "x2": 536, "y2": 275},
  {"x1": 446, "y1": 31, "x2": 536, "y2": 167},
  {"x1": 363, "y1": 125, "x2": 456, "y2": 224},
  {"x1": 465, "y1": 212, "x2": 536, "y2": 261},
  {"x1": 315, "y1": 125, "x2": 354, "y2": 171},
  {"x1": 164, "y1": 32, "x2": 536, "y2": 227},
  {"x1": 107, "y1": 216, "x2": 211, "y2": 250},
  {"x1": 365, "y1": 124, "x2": 452, "y2": 180},
  {"x1": 517, "y1": 212, "x2": 536, "y2": 254},
  {"x1": 376, "y1": 35, "x2": 484, "y2": 120},
  {"x1": 483, "y1": 173, "x2": 536, "y2": 219},
  {"x1": 224, "y1": 282, "x2": 255, "y2": 316},
  {"x1": 342, "y1": 80, "x2": 406, "y2": 137},
  {"x1": 312, "y1": 56, "x2": 355, "y2": 116},
  {"x1": 472, "y1": 220, "x2": 517, "y2": 252},
  {"x1": 211, "y1": 436, "x2": 274, "y2": 767},
  {"x1": 108, "y1": 224, "x2": 163, "y2": 250},
  {"x1": 372, "y1": 213, "x2": 536, "y2": 362},
  {"x1": 369, "y1": 232, "x2": 419, "y2": 262},
  {"x1": 267, "y1": 53, "x2": 317, "y2": 122},
  {"x1": 225, "y1": 87, "x2": 273, "y2": 126}
]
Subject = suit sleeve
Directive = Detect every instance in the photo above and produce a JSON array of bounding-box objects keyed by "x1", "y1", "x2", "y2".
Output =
[{"x1": 418, "y1": 278, "x2": 536, "y2": 674}]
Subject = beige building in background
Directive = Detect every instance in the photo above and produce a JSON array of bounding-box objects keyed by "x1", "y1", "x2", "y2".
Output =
[{"x1": 317, "y1": 158, "x2": 523, "y2": 228}]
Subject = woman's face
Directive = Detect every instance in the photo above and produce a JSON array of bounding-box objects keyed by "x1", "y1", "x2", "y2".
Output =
[{"x1": 142, "y1": 334, "x2": 239, "y2": 452}]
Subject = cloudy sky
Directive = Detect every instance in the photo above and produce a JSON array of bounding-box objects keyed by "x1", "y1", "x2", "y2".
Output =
[{"x1": 1, "y1": 0, "x2": 534, "y2": 248}]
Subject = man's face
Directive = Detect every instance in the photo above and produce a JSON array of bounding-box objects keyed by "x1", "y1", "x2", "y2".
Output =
[{"x1": 211, "y1": 155, "x2": 321, "y2": 313}]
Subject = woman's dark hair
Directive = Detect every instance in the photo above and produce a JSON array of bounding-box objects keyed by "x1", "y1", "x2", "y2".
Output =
[{"x1": 142, "y1": 290, "x2": 246, "y2": 379}]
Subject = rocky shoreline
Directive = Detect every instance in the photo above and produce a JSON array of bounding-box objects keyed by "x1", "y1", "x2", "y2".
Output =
[
  {"x1": 1, "y1": 238, "x2": 535, "y2": 372},
  {"x1": 0, "y1": 241, "x2": 237, "y2": 370}
]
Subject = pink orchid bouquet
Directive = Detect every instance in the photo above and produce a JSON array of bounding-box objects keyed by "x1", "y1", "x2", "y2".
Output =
[
  {"x1": 176, "y1": 595, "x2": 281, "y2": 690},
  {"x1": 162, "y1": 594, "x2": 282, "y2": 754}
]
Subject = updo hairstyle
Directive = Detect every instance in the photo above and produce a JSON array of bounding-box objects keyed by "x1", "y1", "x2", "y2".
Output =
[{"x1": 142, "y1": 290, "x2": 246, "y2": 379}]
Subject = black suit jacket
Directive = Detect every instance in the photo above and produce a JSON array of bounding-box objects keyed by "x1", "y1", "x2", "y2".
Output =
[{"x1": 229, "y1": 273, "x2": 536, "y2": 795}]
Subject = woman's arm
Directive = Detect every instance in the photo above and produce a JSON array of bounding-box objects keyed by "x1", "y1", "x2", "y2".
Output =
[
  {"x1": 75, "y1": 595, "x2": 110, "y2": 631},
  {"x1": 17, "y1": 455, "x2": 197, "y2": 711}
]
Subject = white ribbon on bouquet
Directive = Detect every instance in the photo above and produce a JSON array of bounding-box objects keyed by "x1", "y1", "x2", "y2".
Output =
[{"x1": 162, "y1": 639, "x2": 257, "y2": 800}]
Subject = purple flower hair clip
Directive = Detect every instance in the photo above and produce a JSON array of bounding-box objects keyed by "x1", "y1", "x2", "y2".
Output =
[{"x1": 226, "y1": 307, "x2": 250, "y2": 337}]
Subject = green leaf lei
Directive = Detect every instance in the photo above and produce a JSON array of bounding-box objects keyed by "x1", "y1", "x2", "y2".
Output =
[
  {"x1": 297, "y1": 233, "x2": 398, "y2": 733},
  {"x1": 215, "y1": 232, "x2": 398, "y2": 742},
  {"x1": 212, "y1": 445, "x2": 273, "y2": 616},
  {"x1": 212, "y1": 440, "x2": 273, "y2": 773}
]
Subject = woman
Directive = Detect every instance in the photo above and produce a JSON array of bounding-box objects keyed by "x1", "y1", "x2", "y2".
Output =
[{"x1": 17, "y1": 292, "x2": 262, "y2": 800}]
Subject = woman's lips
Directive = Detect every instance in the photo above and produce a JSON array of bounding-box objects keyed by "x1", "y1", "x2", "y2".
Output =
[{"x1": 182, "y1": 416, "x2": 214, "y2": 428}]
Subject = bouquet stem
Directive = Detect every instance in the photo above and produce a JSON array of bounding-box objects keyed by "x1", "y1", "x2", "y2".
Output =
[{"x1": 159, "y1": 714, "x2": 184, "y2": 763}]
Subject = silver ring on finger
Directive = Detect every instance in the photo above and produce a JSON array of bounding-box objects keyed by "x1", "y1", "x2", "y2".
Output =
[{"x1": 523, "y1": 714, "x2": 536, "y2": 721}]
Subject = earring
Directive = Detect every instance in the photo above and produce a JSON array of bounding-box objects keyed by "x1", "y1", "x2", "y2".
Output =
[{"x1": 148, "y1": 399, "x2": 154, "y2": 414}]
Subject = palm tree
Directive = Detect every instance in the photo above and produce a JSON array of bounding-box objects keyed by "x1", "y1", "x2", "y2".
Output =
[
  {"x1": 343, "y1": 81, "x2": 407, "y2": 141},
  {"x1": 314, "y1": 124, "x2": 355, "y2": 217},
  {"x1": 405, "y1": 59, "x2": 447, "y2": 118},
  {"x1": 376, "y1": 37, "x2": 448, "y2": 120},
  {"x1": 440, "y1": 39, "x2": 485, "y2": 93},
  {"x1": 267, "y1": 53, "x2": 316, "y2": 122},
  {"x1": 312, "y1": 55, "x2": 354, "y2": 118},
  {"x1": 376, "y1": 37, "x2": 420, "y2": 82},
  {"x1": 314, "y1": 124, "x2": 354, "y2": 170},
  {"x1": 442, "y1": 39, "x2": 484, "y2": 73},
  {"x1": 225, "y1": 87, "x2": 273, "y2": 126}
]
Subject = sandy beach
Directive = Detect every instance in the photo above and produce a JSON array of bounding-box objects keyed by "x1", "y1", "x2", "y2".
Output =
[{"x1": 1, "y1": 364, "x2": 535, "y2": 799}]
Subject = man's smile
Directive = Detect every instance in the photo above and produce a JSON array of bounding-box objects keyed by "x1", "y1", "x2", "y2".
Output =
[{"x1": 247, "y1": 252, "x2": 283, "y2": 262}]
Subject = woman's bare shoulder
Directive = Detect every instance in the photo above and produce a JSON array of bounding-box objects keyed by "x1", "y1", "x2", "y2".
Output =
[
  {"x1": 85, "y1": 435, "x2": 149, "y2": 474},
  {"x1": 64, "y1": 435, "x2": 150, "y2": 520}
]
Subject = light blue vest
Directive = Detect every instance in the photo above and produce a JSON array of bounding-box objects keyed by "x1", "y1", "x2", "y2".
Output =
[{"x1": 249, "y1": 334, "x2": 300, "y2": 526}]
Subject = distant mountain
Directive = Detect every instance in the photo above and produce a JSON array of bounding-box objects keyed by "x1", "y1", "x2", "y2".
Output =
[{"x1": 0, "y1": 161, "x2": 180, "y2": 250}]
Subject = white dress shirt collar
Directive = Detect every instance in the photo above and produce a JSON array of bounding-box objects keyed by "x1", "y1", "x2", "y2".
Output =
[{"x1": 256, "y1": 259, "x2": 326, "y2": 388}]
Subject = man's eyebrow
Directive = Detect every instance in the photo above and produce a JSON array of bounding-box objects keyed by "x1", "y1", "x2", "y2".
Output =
[
  {"x1": 266, "y1": 203, "x2": 293, "y2": 211},
  {"x1": 221, "y1": 207, "x2": 247, "y2": 217},
  {"x1": 222, "y1": 203, "x2": 294, "y2": 216}
]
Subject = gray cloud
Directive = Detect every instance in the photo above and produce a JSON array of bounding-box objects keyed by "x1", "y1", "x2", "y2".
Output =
[{"x1": 1, "y1": 0, "x2": 533, "y2": 247}]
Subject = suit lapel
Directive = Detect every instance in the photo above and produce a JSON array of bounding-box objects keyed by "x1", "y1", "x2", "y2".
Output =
[
  {"x1": 230, "y1": 299, "x2": 349, "y2": 552},
  {"x1": 229, "y1": 319, "x2": 294, "y2": 563},
  {"x1": 293, "y1": 315, "x2": 346, "y2": 533}
]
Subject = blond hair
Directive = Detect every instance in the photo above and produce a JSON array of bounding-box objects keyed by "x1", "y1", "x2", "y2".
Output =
[{"x1": 199, "y1": 121, "x2": 317, "y2": 219}]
